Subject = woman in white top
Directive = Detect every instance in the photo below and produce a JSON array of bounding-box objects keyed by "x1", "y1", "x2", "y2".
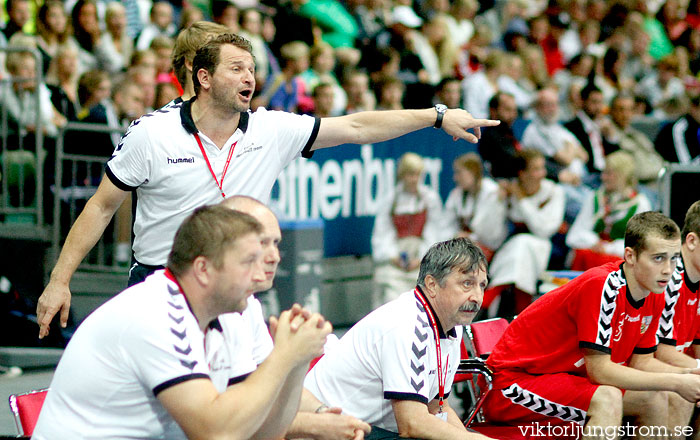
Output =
[
  {"x1": 371, "y1": 152, "x2": 443, "y2": 308},
  {"x1": 566, "y1": 150, "x2": 651, "y2": 271},
  {"x1": 95, "y1": 2, "x2": 134, "y2": 74},
  {"x1": 443, "y1": 153, "x2": 506, "y2": 260}
]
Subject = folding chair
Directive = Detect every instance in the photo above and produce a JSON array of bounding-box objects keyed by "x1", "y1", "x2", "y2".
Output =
[
  {"x1": 8, "y1": 388, "x2": 49, "y2": 437},
  {"x1": 456, "y1": 319, "x2": 580, "y2": 440}
]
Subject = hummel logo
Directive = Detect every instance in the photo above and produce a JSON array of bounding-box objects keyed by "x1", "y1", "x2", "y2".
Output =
[{"x1": 167, "y1": 157, "x2": 195, "y2": 164}]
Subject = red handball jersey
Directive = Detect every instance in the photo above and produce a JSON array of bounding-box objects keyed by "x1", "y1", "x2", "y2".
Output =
[
  {"x1": 657, "y1": 257, "x2": 700, "y2": 354},
  {"x1": 488, "y1": 262, "x2": 664, "y2": 376}
]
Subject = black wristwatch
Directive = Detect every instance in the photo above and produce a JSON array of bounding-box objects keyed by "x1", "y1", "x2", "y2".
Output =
[{"x1": 433, "y1": 104, "x2": 447, "y2": 129}]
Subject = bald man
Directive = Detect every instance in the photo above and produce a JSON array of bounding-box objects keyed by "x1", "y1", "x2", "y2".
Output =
[{"x1": 208, "y1": 195, "x2": 371, "y2": 440}]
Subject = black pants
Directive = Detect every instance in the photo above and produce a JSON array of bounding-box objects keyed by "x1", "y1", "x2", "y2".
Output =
[
  {"x1": 366, "y1": 426, "x2": 419, "y2": 440},
  {"x1": 127, "y1": 261, "x2": 164, "y2": 286}
]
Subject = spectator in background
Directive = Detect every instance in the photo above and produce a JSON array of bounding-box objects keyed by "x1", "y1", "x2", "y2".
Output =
[
  {"x1": 46, "y1": 45, "x2": 80, "y2": 122},
  {"x1": 411, "y1": 15, "x2": 456, "y2": 86},
  {"x1": 271, "y1": 0, "x2": 315, "y2": 57},
  {"x1": 636, "y1": 53, "x2": 686, "y2": 120},
  {"x1": 444, "y1": 0, "x2": 477, "y2": 48},
  {"x1": 622, "y1": 22, "x2": 654, "y2": 83},
  {"x1": 75, "y1": 69, "x2": 115, "y2": 154},
  {"x1": 497, "y1": 51, "x2": 534, "y2": 113},
  {"x1": 178, "y1": 6, "x2": 204, "y2": 31},
  {"x1": 255, "y1": 41, "x2": 312, "y2": 113},
  {"x1": 36, "y1": 1, "x2": 71, "y2": 76},
  {"x1": 95, "y1": 2, "x2": 134, "y2": 74},
  {"x1": 212, "y1": 0, "x2": 240, "y2": 32},
  {"x1": 294, "y1": 0, "x2": 359, "y2": 49},
  {"x1": 2, "y1": 0, "x2": 30, "y2": 40},
  {"x1": 2, "y1": 50, "x2": 63, "y2": 142},
  {"x1": 522, "y1": 88, "x2": 589, "y2": 186},
  {"x1": 434, "y1": 76, "x2": 462, "y2": 109},
  {"x1": 300, "y1": 42, "x2": 347, "y2": 116},
  {"x1": 70, "y1": 0, "x2": 101, "y2": 74},
  {"x1": 607, "y1": 93, "x2": 665, "y2": 185},
  {"x1": 154, "y1": 81, "x2": 180, "y2": 108},
  {"x1": 553, "y1": 53, "x2": 595, "y2": 120},
  {"x1": 462, "y1": 50, "x2": 503, "y2": 119},
  {"x1": 478, "y1": 91, "x2": 520, "y2": 179},
  {"x1": 310, "y1": 82, "x2": 335, "y2": 117},
  {"x1": 126, "y1": 64, "x2": 157, "y2": 112},
  {"x1": 375, "y1": 77, "x2": 405, "y2": 110},
  {"x1": 137, "y1": 2, "x2": 177, "y2": 50},
  {"x1": 654, "y1": 94, "x2": 700, "y2": 164},
  {"x1": 238, "y1": 8, "x2": 272, "y2": 90},
  {"x1": 484, "y1": 149, "x2": 566, "y2": 317},
  {"x1": 150, "y1": 35, "x2": 175, "y2": 84},
  {"x1": 342, "y1": 69, "x2": 375, "y2": 113},
  {"x1": 564, "y1": 84, "x2": 620, "y2": 181},
  {"x1": 566, "y1": 150, "x2": 651, "y2": 271},
  {"x1": 443, "y1": 153, "x2": 506, "y2": 261},
  {"x1": 371, "y1": 152, "x2": 442, "y2": 309}
]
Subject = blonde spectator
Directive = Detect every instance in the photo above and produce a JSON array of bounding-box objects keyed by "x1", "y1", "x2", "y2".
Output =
[
  {"x1": 566, "y1": 151, "x2": 651, "y2": 271},
  {"x1": 443, "y1": 153, "x2": 506, "y2": 260},
  {"x1": 462, "y1": 49, "x2": 503, "y2": 119},
  {"x1": 238, "y1": 8, "x2": 271, "y2": 88},
  {"x1": 150, "y1": 35, "x2": 174, "y2": 83},
  {"x1": 178, "y1": 6, "x2": 204, "y2": 31},
  {"x1": 95, "y1": 2, "x2": 134, "y2": 74},
  {"x1": 46, "y1": 45, "x2": 80, "y2": 121},
  {"x1": 371, "y1": 152, "x2": 443, "y2": 308},
  {"x1": 300, "y1": 41, "x2": 347, "y2": 115},
  {"x1": 444, "y1": 0, "x2": 477, "y2": 47}
]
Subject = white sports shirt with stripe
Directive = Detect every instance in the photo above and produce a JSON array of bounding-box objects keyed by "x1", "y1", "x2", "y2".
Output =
[
  {"x1": 304, "y1": 289, "x2": 462, "y2": 433},
  {"x1": 106, "y1": 99, "x2": 319, "y2": 266}
]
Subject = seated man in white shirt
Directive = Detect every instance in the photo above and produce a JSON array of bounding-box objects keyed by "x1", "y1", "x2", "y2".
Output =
[
  {"x1": 305, "y1": 238, "x2": 495, "y2": 440},
  {"x1": 34, "y1": 206, "x2": 332, "y2": 439},
  {"x1": 216, "y1": 195, "x2": 371, "y2": 440}
]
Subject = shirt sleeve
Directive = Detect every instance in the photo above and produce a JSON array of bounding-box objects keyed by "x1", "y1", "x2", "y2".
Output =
[
  {"x1": 262, "y1": 109, "x2": 319, "y2": 165},
  {"x1": 120, "y1": 309, "x2": 210, "y2": 397},
  {"x1": 575, "y1": 273, "x2": 613, "y2": 354},
  {"x1": 380, "y1": 322, "x2": 432, "y2": 404},
  {"x1": 105, "y1": 118, "x2": 152, "y2": 190}
]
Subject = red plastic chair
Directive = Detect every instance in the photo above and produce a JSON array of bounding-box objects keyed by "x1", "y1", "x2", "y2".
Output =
[
  {"x1": 457, "y1": 319, "x2": 579, "y2": 439},
  {"x1": 8, "y1": 388, "x2": 48, "y2": 437}
]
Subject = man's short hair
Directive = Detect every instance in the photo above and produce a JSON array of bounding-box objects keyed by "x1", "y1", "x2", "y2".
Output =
[
  {"x1": 682, "y1": 200, "x2": 700, "y2": 241},
  {"x1": 624, "y1": 211, "x2": 680, "y2": 255},
  {"x1": 580, "y1": 84, "x2": 602, "y2": 102},
  {"x1": 514, "y1": 148, "x2": 543, "y2": 173},
  {"x1": 171, "y1": 21, "x2": 229, "y2": 88},
  {"x1": 488, "y1": 91, "x2": 513, "y2": 112},
  {"x1": 167, "y1": 205, "x2": 262, "y2": 277},
  {"x1": 192, "y1": 33, "x2": 253, "y2": 96},
  {"x1": 417, "y1": 238, "x2": 487, "y2": 288}
]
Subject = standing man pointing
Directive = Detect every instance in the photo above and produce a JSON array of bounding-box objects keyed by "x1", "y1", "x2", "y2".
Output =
[{"x1": 37, "y1": 33, "x2": 499, "y2": 338}]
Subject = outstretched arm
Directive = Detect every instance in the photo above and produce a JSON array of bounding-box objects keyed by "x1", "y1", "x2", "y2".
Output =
[
  {"x1": 37, "y1": 176, "x2": 128, "y2": 338},
  {"x1": 312, "y1": 108, "x2": 500, "y2": 150}
]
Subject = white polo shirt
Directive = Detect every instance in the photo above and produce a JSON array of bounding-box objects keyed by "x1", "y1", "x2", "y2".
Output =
[
  {"x1": 205, "y1": 297, "x2": 274, "y2": 391},
  {"x1": 106, "y1": 99, "x2": 319, "y2": 265},
  {"x1": 304, "y1": 289, "x2": 462, "y2": 433},
  {"x1": 33, "y1": 270, "x2": 214, "y2": 439}
]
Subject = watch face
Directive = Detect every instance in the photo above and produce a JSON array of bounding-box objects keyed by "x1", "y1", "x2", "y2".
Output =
[{"x1": 436, "y1": 104, "x2": 447, "y2": 113}]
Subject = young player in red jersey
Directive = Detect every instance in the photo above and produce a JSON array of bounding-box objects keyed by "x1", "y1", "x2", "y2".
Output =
[
  {"x1": 655, "y1": 200, "x2": 700, "y2": 438},
  {"x1": 482, "y1": 211, "x2": 700, "y2": 438}
]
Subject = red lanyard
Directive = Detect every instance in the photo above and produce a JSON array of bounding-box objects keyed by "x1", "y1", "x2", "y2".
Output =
[
  {"x1": 193, "y1": 133, "x2": 237, "y2": 199},
  {"x1": 414, "y1": 288, "x2": 449, "y2": 413}
]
